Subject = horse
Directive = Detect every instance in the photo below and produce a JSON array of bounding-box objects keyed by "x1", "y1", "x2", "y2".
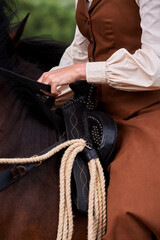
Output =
[{"x1": 0, "y1": 1, "x2": 88, "y2": 239}]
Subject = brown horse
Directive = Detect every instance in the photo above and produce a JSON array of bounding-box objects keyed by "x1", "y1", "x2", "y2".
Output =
[{"x1": 0, "y1": 1, "x2": 87, "y2": 239}]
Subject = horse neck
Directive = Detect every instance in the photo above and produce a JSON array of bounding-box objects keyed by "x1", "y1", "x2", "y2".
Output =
[
  {"x1": 16, "y1": 38, "x2": 67, "y2": 72},
  {"x1": 0, "y1": 78, "x2": 24, "y2": 145},
  {"x1": 13, "y1": 55, "x2": 43, "y2": 79},
  {"x1": 0, "y1": 75, "x2": 57, "y2": 158}
]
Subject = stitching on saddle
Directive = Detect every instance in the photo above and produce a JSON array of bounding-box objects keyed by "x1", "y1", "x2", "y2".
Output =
[
  {"x1": 86, "y1": 84, "x2": 95, "y2": 110},
  {"x1": 75, "y1": 157, "x2": 88, "y2": 203},
  {"x1": 68, "y1": 104, "x2": 88, "y2": 203},
  {"x1": 69, "y1": 106, "x2": 80, "y2": 139},
  {"x1": 68, "y1": 106, "x2": 88, "y2": 202},
  {"x1": 88, "y1": 116, "x2": 103, "y2": 150}
]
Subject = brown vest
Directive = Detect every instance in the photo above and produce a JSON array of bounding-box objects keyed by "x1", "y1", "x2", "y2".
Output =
[{"x1": 76, "y1": 0, "x2": 160, "y2": 119}]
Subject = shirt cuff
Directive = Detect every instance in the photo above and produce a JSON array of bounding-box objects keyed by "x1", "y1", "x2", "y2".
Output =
[{"x1": 86, "y1": 61, "x2": 106, "y2": 84}]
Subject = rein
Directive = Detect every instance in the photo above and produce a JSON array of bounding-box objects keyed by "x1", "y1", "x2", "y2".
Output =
[
  {"x1": 0, "y1": 67, "x2": 58, "y2": 126},
  {"x1": 0, "y1": 67, "x2": 51, "y2": 94}
]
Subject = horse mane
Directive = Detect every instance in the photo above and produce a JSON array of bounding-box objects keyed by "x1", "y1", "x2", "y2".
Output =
[
  {"x1": 0, "y1": 77, "x2": 25, "y2": 143},
  {"x1": 0, "y1": 0, "x2": 67, "y2": 71},
  {"x1": 16, "y1": 37, "x2": 67, "y2": 72},
  {"x1": 0, "y1": 0, "x2": 66, "y2": 135},
  {"x1": 0, "y1": 0, "x2": 67, "y2": 70}
]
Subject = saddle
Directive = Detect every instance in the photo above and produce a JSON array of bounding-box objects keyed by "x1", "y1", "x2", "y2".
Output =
[
  {"x1": 0, "y1": 68, "x2": 117, "y2": 214},
  {"x1": 58, "y1": 81, "x2": 117, "y2": 213}
]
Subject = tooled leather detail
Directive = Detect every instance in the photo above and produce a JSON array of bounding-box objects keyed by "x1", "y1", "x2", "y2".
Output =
[
  {"x1": 68, "y1": 104, "x2": 89, "y2": 204},
  {"x1": 62, "y1": 83, "x2": 117, "y2": 213},
  {"x1": 88, "y1": 115, "x2": 103, "y2": 150},
  {"x1": 75, "y1": 158, "x2": 88, "y2": 203},
  {"x1": 86, "y1": 85, "x2": 95, "y2": 110},
  {"x1": 64, "y1": 98, "x2": 86, "y2": 109},
  {"x1": 68, "y1": 105, "x2": 80, "y2": 139}
]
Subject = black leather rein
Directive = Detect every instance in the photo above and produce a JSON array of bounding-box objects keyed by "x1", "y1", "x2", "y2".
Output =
[{"x1": 0, "y1": 139, "x2": 65, "y2": 192}]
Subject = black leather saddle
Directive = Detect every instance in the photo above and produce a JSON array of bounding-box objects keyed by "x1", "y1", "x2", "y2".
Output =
[{"x1": 57, "y1": 81, "x2": 117, "y2": 213}]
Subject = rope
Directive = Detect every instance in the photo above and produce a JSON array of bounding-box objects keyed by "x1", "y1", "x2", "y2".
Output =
[
  {"x1": 88, "y1": 159, "x2": 106, "y2": 240},
  {"x1": 0, "y1": 139, "x2": 85, "y2": 164},
  {"x1": 0, "y1": 138, "x2": 106, "y2": 240}
]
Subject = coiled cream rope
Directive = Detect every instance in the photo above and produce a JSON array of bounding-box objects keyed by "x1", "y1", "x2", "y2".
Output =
[{"x1": 0, "y1": 138, "x2": 106, "y2": 240}]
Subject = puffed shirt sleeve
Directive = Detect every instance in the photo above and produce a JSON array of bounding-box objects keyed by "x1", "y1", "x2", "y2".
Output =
[{"x1": 86, "y1": 0, "x2": 160, "y2": 91}]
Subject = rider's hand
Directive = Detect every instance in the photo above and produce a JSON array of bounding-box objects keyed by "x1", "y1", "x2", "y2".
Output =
[{"x1": 37, "y1": 63, "x2": 86, "y2": 96}]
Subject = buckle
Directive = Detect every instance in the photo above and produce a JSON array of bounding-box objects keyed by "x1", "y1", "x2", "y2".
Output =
[
  {"x1": 31, "y1": 154, "x2": 42, "y2": 168},
  {"x1": 34, "y1": 161, "x2": 42, "y2": 168},
  {"x1": 11, "y1": 165, "x2": 27, "y2": 179}
]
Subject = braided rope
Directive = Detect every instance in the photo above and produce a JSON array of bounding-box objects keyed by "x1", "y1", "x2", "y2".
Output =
[
  {"x1": 88, "y1": 158, "x2": 106, "y2": 240},
  {"x1": 57, "y1": 143, "x2": 85, "y2": 240},
  {"x1": 88, "y1": 160, "x2": 97, "y2": 239},
  {"x1": 0, "y1": 139, "x2": 106, "y2": 240},
  {"x1": 95, "y1": 172, "x2": 101, "y2": 239},
  {"x1": 96, "y1": 160, "x2": 107, "y2": 235}
]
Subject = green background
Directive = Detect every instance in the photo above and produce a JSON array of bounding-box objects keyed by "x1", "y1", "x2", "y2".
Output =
[{"x1": 14, "y1": 0, "x2": 76, "y2": 44}]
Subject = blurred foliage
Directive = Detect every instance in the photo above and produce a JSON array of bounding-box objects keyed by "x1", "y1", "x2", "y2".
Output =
[{"x1": 13, "y1": 0, "x2": 76, "y2": 44}]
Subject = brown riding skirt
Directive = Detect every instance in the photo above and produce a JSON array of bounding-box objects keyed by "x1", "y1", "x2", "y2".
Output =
[
  {"x1": 76, "y1": 0, "x2": 160, "y2": 238},
  {"x1": 103, "y1": 96, "x2": 160, "y2": 240}
]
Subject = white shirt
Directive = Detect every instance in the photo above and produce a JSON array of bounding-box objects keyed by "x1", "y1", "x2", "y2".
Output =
[{"x1": 51, "y1": 0, "x2": 160, "y2": 105}]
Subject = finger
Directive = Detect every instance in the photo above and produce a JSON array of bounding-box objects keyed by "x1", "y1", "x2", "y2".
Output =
[
  {"x1": 37, "y1": 76, "x2": 43, "y2": 82},
  {"x1": 37, "y1": 72, "x2": 50, "y2": 83},
  {"x1": 37, "y1": 72, "x2": 47, "y2": 82},
  {"x1": 38, "y1": 77, "x2": 51, "y2": 85}
]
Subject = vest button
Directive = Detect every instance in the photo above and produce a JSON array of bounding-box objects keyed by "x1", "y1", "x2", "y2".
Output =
[
  {"x1": 90, "y1": 38, "x2": 93, "y2": 43},
  {"x1": 89, "y1": 57, "x2": 93, "y2": 62}
]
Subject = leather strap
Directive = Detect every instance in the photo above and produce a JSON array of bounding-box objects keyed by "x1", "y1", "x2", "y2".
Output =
[
  {"x1": 0, "y1": 67, "x2": 51, "y2": 94},
  {"x1": 0, "y1": 139, "x2": 65, "y2": 191}
]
